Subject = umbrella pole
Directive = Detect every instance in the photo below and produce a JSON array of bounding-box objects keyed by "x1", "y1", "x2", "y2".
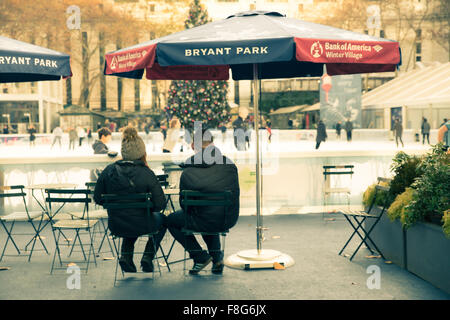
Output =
[
  {"x1": 253, "y1": 63, "x2": 263, "y2": 254},
  {"x1": 224, "y1": 64, "x2": 294, "y2": 270}
]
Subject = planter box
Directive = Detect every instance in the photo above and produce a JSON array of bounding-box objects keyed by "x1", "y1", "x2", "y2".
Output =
[
  {"x1": 406, "y1": 222, "x2": 450, "y2": 294},
  {"x1": 365, "y1": 207, "x2": 406, "y2": 268}
]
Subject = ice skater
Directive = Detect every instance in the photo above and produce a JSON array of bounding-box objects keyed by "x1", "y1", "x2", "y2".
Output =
[
  {"x1": 51, "y1": 126, "x2": 63, "y2": 149},
  {"x1": 336, "y1": 121, "x2": 342, "y2": 139},
  {"x1": 422, "y1": 118, "x2": 430, "y2": 145},
  {"x1": 393, "y1": 118, "x2": 404, "y2": 148},
  {"x1": 68, "y1": 127, "x2": 77, "y2": 150},
  {"x1": 315, "y1": 120, "x2": 327, "y2": 149},
  {"x1": 344, "y1": 119, "x2": 353, "y2": 142},
  {"x1": 28, "y1": 125, "x2": 36, "y2": 148}
]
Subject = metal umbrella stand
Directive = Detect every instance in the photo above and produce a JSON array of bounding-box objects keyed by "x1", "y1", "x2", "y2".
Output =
[{"x1": 104, "y1": 10, "x2": 401, "y2": 270}]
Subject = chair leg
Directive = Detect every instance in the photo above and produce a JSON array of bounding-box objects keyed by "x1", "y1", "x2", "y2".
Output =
[
  {"x1": 157, "y1": 244, "x2": 171, "y2": 272},
  {"x1": 0, "y1": 220, "x2": 21, "y2": 260},
  {"x1": 88, "y1": 228, "x2": 97, "y2": 269},
  {"x1": 350, "y1": 218, "x2": 385, "y2": 261},
  {"x1": 97, "y1": 219, "x2": 115, "y2": 257},
  {"x1": 351, "y1": 217, "x2": 376, "y2": 253},
  {"x1": 339, "y1": 215, "x2": 375, "y2": 256},
  {"x1": 50, "y1": 227, "x2": 62, "y2": 274},
  {"x1": 113, "y1": 237, "x2": 123, "y2": 287},
  {"x1": 152, "y1": 235, "x2": 161, "y2": 278}
]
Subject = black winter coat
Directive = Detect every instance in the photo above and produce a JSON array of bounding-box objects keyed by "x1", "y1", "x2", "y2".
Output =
[
  {"x1": 316, "y1": 121, "x2": 327, "y2": 142},
  {"x1": 93, "y1": 160, "x2": 166, "y2": 238},
  {"x1": 92, "y1": 140, "x2": 109, "y2": 154},
  {"x1": 179, "y1": 146, "x2": 240, "y2": 232}
]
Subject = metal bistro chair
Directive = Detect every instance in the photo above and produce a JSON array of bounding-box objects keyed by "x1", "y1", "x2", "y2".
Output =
[
  {"x1": 101, "y1": 193, "x2": 164, "y2": 286},
  {"x1": 181, "y1": 190, "x2": 232, "y2": 275},
  {"x1": 0, "y1": 185, "x2": 48, "y2": 262},
  {"x1": 338, "y1": 177, "x2": 392, "y2": 261},
  {"x1": 155, "y1": 174, "x2": 175, "y2": 271},
  {"x1": 84, "y1": 182, "x2": 115, "y2": 257},
  {"x1": 162, "y1": 162, "x2": 183, "y2": 189},
  {"x1": 323, "y1": 165, "x2": 354, "y2": 219},
  {"x1": 45, "y1": 188, "x2": 98, "y2": 274}
]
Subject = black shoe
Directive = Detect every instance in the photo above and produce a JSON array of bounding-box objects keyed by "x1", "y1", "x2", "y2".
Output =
[
  {"x1": 211, "y1": 261, "x2": 224, "y2": 274},
  {"x1": 189, "y1": 256, "x2": 213, "y2": 275},
  {"x1": 140, "y1": 255, "x2": 154, "y2": 273},
  {"x1": 119, "y1": 256, "x2": 137, "y2": 273}
]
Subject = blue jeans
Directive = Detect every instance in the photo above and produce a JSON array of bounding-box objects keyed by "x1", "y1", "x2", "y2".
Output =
[
  {"x1": 167, "y1": 210, "x2": 223, "y2": 263},
  {"x1": 121, "y1": 212, "x2": 167, "y2": 259}
]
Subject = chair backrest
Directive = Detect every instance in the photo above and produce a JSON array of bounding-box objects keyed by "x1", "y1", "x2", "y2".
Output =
[
  {"x1": 101, "y1": 193, "x2": 153, "y2": 211},
  {"x1": 0, "y1": 185, "x2": 31, "y2": 219},
  {"x1": 0, "y1": 185, "x2": 26, "y2": 199},
  {"x1": 323, "y1": 165, "x2": 354, "y2": 191},
  {"x1": 368, "y1": 177, "x2": 392, "y2": 215},
  {"x1": 323, "y1": 165, "x2": 354, "y2": 178},
  {"x1": 156, "y1": 174, "x2": 169, "y2": 189},
  {"x1": 181, "y1": 190, "x2": 233, "y2": 230},
  {"x1": 85, "y1": 182, "x2": 96, "y2": 190},
  {"x1": 45, "y1": 188, "x2": 91, "y2": 221},
  {"x1": 101, "y1": 193, "x2": 154, "y2": 234},
  {"x1": 162, "y1": 162, "x2": 183, "y2": 188}
]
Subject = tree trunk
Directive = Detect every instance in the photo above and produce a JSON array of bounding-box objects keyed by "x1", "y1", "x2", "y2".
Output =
[{"x1": 99, "y1": 32, "x2": 107, "y2": 111}]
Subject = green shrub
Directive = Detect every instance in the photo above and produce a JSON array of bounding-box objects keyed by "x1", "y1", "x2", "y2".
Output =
[
  {"x1": 404, "y1": 143, "x2": 450, "y2": 229},
  {"x1": 387, "y1": 188, "x2": 415, "y2": 222},
  {"x1": 389, "y1": 152, "x2": 423, "y2": 199},
  {"x1": 362, "y1": 181, "x2": 390, "y2": 208},
  {"x1": 443, "y1": 210, "x2": 450, "y2": 239}
]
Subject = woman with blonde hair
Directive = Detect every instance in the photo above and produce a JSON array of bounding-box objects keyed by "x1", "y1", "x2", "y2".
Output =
[{"x1": 162, "y1": 117, "x2": 181, "y2": 153}]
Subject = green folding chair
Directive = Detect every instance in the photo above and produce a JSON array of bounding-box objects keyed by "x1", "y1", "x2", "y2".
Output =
[
  {"x1": 323, "y1": 165, "x2": 354, "y2": 219},
  {"x1": 46, "y1": 188, "x2": 98, "y2": 274},
  {"x1": 338, "y1": 177, "x2": 392, "y2": 261},
  {"x1": 0, "y1": 185, "x2": 48, "y2": 262},
  {"x1": 180, "y1": 190, "x2": 233, "y2": 275},
  {"x1": 84, "y1": 182, "x2": 115, "y2": 257},
  {"x1": 101, "y1": 193, "x2": 166, "y2": 286}
]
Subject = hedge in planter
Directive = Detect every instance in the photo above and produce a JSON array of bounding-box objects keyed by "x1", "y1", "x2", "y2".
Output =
[
  {"x1": 404, "y1": 143, "x2": 450, "y2": 232},
  {"x1": 389, "y1": 152, "x2": 423, "y2": 199},
  {"x1": 387, "y1": 188, "x2": 414, "y2": 223}
]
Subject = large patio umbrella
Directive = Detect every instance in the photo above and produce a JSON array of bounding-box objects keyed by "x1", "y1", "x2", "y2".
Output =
[
  {"x1": 0, "y1": 36, "x2": 71, "y2": 83},
  {"x1": 104, "y1": 11, "x2": 401, "y2": 269}
]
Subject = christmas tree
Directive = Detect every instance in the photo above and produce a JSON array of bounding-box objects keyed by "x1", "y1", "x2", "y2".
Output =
[{"x1": 166, "y1": 0, "x2": 230, "y2": 130}]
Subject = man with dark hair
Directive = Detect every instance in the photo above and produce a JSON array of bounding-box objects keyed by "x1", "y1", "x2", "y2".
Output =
[
  {"x1": 167, "y1": 125, "x2": 240, "y2": 275},
  {"x1": 91, "y1": 127, "x2": 115, "y2": 181},
  {"x1": 93, "y1": 127, "x2": 112, "y2": 154}
]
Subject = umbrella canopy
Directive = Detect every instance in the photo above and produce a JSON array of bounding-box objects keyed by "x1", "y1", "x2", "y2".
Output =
[
  {"x1": 105, "y1": 11, "x2": 401, "y2": 80},
  {"x1": 0, "y1": 36, "x2": 72, "y2": 83}
]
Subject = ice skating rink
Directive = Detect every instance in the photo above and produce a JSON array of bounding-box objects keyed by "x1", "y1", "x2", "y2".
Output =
[{"x1": 0, "y1": 130, "x2": 434, "y2": 216}]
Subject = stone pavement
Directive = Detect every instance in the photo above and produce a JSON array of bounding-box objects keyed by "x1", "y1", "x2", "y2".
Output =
[{"x1": 0, "y1": 214, "x2": 448, "y2": 300}]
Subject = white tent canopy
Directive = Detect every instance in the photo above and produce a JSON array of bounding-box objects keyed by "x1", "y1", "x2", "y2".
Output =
[{"x1": 362, "y1": 62, "x2": 450, "y2": 108}]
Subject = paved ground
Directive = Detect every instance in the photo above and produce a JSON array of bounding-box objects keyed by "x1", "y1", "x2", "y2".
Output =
[{"x1": 0, "y1": 214, "x2": 448, "y2": 300}]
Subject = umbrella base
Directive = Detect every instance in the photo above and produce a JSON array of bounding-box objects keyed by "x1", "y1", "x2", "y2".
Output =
[{"x1": 224, "y1": 249, "x2": 294, "y2": 270}]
